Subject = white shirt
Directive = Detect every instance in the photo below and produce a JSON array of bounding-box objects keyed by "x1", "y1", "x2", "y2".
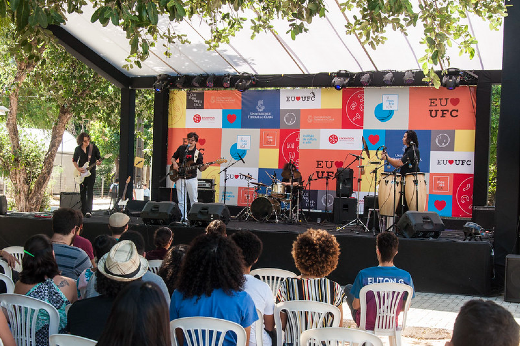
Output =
[{"x1": 244, "y1": 274, "x2": 275, "y2": 346}]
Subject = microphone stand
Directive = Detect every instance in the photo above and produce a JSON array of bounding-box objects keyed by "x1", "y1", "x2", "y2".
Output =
[{"x1": 218, "y1": 158, "x2": 242, "y2": 205}]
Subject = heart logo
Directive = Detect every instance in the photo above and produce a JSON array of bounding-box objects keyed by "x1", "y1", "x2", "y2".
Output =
[
  {"x1": 368, "y1": 134, "x2": 379, "y2": 145},
  {"x1": 434, "y1": 200, "x2": 446, "y2": 210},
  {"x1": 296, "y1": 97, "x2": 301, "y2": 101},
  {"x1": 198, "y1": 138, "x2": 206, "y2": 145},
  {"x1": 227, "y1": 113, "x2": 236, "y2": 123},
  {"x1": 450, "y1": 98, "x2": 460, "y2": 106},
  {"x1": 335, "y1": 161, "x2": 343, "y2": 168},
  {"x1": 235, "y1": 175, "x2": 239, "y2": 179},
  {"x1": 448, "y1": 160, "x2": 454, "y2": 165}
]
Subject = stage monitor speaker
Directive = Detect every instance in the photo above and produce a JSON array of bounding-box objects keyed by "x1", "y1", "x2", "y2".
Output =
[
  {"x1": 397, "y1": 211, "x2": 444, "y2": 239},
  {"x1": 363, "y1": 195, "x2": 380, "y2": 232},
  {"x1": 60, "y1": 192, "x2": 81, "y2": 210},
  {"x1": 505, "y1": 254, "x2": 520, "y2": 302},
  {"x1": 333, "y1": 197, "x2": 357, "y2": 224},
  {"x1": 335, "y1": 168, "x2": 353, "y2": 197},
  {"x1": 125, "y1": 200, "x2": 148, "y2": 217},
  {"x1": 0, "y1": 195, "x2": 6, "y2": 215},
  {"x1": 188, "y1": 203, "x2": 230, "y2": 227},
  {"x1": 141, "y1": 201, "x2": 182, "y2": 225}
]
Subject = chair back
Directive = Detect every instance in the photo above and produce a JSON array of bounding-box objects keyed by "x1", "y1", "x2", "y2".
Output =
[
  {"x1": 0, "y1": 273, "x2": 14, "y2": 293},
  {"x1": 147, "y1": 259, "x2": 163, "y2": 274},
  {"x1": 49, "y1": 334, "x2": 97, "y2": 346},
  {"x1": 250, "y1": 268, "x2": 296, "y2": 297},
  {"x1": 0, "y1": 293, "x2": 59, "y2": 346},
  {"x1": 2, "y1": 246, "x2": 24, "y2": 272},
  {"x1": 254, "y1": 308, "x2": 263, "y2": 346},
  {"x1": 170, "y1": 316, "x2": 247, "y2": 346},
  {"x1": 0, "y1": 259, "x2": 12, "y2": 279},
  {"x1": 274, "y1": 300, "x2": 341, "y2": 346},
  {"x1": 300, "y1": 327, "x2": 383, "y2": 346},
  {"x1": 359, "y1": 282, "x2": 413, "y2": 335}
]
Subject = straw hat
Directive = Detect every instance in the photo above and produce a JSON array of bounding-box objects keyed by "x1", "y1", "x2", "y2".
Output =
[{"x1": 97, "y1": 240, "x2": 148, "y2": 282}]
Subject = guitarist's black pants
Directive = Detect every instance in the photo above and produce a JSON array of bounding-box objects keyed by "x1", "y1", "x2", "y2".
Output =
[{"x1": 80, "y1": 171, "x2": 96, "y2": 215}]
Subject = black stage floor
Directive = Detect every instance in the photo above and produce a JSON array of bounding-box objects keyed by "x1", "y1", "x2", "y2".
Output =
[{"x1": 0, "y1": 211, "x2": 493, "y2": 296}]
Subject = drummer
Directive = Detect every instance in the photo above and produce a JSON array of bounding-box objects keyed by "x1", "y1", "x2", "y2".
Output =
[
  {"x1": 281, "y1": 163, "x2": 303, "y2": 200},
  {"x1": 382, "y1": 130, "x2": 420, "y2": 174}
]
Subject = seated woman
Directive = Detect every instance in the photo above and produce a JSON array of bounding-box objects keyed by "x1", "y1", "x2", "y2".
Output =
[
  {"x1": 14, "y1": 234, "x2": 77, "y2": 345},
  {"x1": 276, "y1": 229, "x2": 344, "y2": 344},
  {"x1": 146, "y1": 227, "x2": 173, "y2": 260},
  {"x1": 97, "y1": 281, "x2": 171, "y2": 346},
  {"x1": 170, "y1": 233, "x2": 257, "y2": 346},
  {"x1": 157, "y1": 244, "x2": 189, "y2": 295}
]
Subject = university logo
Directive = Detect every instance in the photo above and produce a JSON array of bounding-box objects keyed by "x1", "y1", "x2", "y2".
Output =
[{"x1": 193, "y1": 114, "x2": 201, "y2": 123}]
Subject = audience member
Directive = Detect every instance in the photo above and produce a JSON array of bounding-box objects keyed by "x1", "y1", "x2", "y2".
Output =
[
  {"x1": 0, "y1": 312, "x2": 15, "y2": 346},
  {"x1": 276, "y1": 228, "x2": 344, "y2": 344},
  {"x1": 72, "y1": 209, "x2": 95, "y2": 267},
  {"x1": 145, "y1": 227, "x2": 173, "y2": 260},
  {"x1": 67, "y1": 240, "x2": 147, "y2": 340},
  {"x1": 205, "y1": 219, "x2": 227, "y2": 236},
  {"x1": 230, "y1": 230, "x2": 275, "y2": 346},
  {"x1": 77, "y1": 234, "x2": 117, "y2": 299},
  {"x1": 14, "y1": 234, "x2": 77, "y2": 345},
  {"x1": 143, "y1": 183, "x2": 151, "y2": 201},
  {"x1": 447, "y1": 299, "x2": 519, "y2": 346},
  {"x1": 97, "y1": 281, "x2": 171, "y2": 346},
  {"x1": 345, "y1": 232, "x2": 414, "y2": 331},
  {"x1": 170, "y1": 234, "x2": 257, "y2": 346},
  {"x1": 108, "y1": 212, "x2": 129, "y2": 240},
  {"x1": 157, "y1": 244, "x2": 189, "y2": 295},
  {"x1": 51, "y1": 208, "x2": 91, "y2": 280}
]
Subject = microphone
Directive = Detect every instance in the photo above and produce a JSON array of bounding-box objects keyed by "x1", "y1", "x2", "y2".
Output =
[
  {"x1": 237, "y1": 153, "x2": 245, "y2": 164},
  {"x1": 351, "y1": 154, "x2": 362, "y2": 159}
]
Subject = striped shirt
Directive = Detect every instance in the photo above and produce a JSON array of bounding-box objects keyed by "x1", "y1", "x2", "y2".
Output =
[{"x1": 53, "y1": 243, "x2": 92, "y2": 281}]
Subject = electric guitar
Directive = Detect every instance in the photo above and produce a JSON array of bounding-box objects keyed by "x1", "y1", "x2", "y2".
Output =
[
  {"x1": 169, "y1": 158, "x2": 227, "y2": 182},
  {"x1": 74, "y1": 153, "x2": 112, "y2": 184},
  {"x1": 117, "y1": 176, "x2": 132, "y2": 209}
]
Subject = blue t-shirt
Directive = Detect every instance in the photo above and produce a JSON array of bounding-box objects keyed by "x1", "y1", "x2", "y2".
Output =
[
  {"x1": 170, "y1": 288, "x2": 258, "y2": 346},
  {"x1": 350, "y1": 266, "x2": 414, "y2": 330}
]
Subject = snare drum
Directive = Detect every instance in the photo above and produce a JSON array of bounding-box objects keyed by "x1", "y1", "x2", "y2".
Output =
[
  {"x1": 404, "y1": 172, "x2": 427, "y2": 212},
  {"x1": 271, "y1": 183, "x2": 285, "y2": 198},
  {"x1": 251, "y1": 196, "x2": 281, "y2": 221},
  {"x1": 378, "y1": 173, "x2": 401, "y2": 216}
]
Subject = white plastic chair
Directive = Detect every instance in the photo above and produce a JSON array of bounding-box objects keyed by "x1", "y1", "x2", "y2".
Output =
[
  {"x1": 2, "y1": 246, "x2": 24, "y2": 273},
  {"x1": 170, "y1": 316, "x2": 247, "y2": 346},
  {"x1": 0, "y1": 259, "x2": 12, "y2": 279},
  {"x1": 0, "y1": 293, "x2": 59, "y2": 346},
  {"x1": 147, "y1": 259, "x2": 163, "y2": 274},
  {"x1": 359, "y1": 283, "x2": 413, "y2": 346},
  {"x1": 254, "y1": 308, "x2": 263, "y2": 346},
  {"x1": 49, "y1": 334, "x2": 97, "y2": 346},
  {"x1": 0, "y1": 273, "x2": 14, "y2": 293},
  {"x1": 274, "y1": 300, "x2": 341, "y2": 346},
  {"x1": 301, "y1": 327, "x2": 384, "y2": 346},
  {"x1": 250, "y1": 268, "x2": 297, "y2": 297}
]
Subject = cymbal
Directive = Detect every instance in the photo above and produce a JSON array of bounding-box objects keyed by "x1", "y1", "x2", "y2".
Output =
[
  {"x1": 239, "y1": 173, "x2": 253, "y2": 180},
  {"x1": 250, "y1": 182, "x2": 268, "y2": 187},
  {"x1": 281, "y1": 170, "x2": 302, "y2": 179}
]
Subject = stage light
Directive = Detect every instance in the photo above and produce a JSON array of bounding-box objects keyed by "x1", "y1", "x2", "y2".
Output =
[
  {"x1": 175, "y1": 76, "x2": 186, "y2": 89},
  {"x1": 403, "y1": 70, "x2": 415, "y2": 84},
  {"x1": 360, "y1": 73, "x2": 371, "y2": 86},
  {"x1": 222, "y1": 75, "x2": 231, "y2": 88},
  {"x1": 235, "y1": 73, "x2": 254, "y2": 92},
  {"x1": 153, "y1": 74, "x2": 170, "y2": 93},
  {"x1": 331, "y1": 70, "x2": 351, "y2": 90},
  {"x1": 192, "y1": 75, "x2": 204, "y2": 88},
  {"x1": 206, "y1": 75, "x2": 215, "y2": 88},
  {"x1": 383, "y1": 72, "x2": 394, "y2": 85},
  {"x1": 442, "y1": 68, "x2": 461, "y2": 90}
]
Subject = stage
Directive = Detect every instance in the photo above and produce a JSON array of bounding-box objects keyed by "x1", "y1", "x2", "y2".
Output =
[{"x1": 0, "y1": 211, "x2": 493, "y2": 296}]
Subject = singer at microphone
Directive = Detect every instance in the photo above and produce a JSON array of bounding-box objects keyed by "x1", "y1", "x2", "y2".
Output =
[{"x1": 381, "y1": 130, "x2": 421, "y2": 175}]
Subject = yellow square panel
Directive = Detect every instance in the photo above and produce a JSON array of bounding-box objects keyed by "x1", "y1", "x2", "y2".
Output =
[{"x1": 259, "y1": 149, "x2": 280, "y2": 168}]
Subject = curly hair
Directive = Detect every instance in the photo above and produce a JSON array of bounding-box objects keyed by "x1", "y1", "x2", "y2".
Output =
[
  {"x1": 154, "y1": 227, "x2": 173, "y2": 248},
  {"x1": 230, "y1": 230, "x2": 263, "y2": 267},
  {"x1": 405, "y1": 130, "x2": 419, "y2": 147},
  {"x1": 20, "y1": 234, "x2": 60, "y2": 284},
  {"x1": 76, "y1": 132, "x2": 90, "y2": 146},
  {"x1": 176, "y1": 234, "x2": 245, "y2": 299},
  {"x1": 95, "y1": 270, "x2": 136, "y2": 298},
  {"x1": 292, "y1": 229, "x2": 340, "y2": 277},
  {"x1": 93, "y1": 235, "x2": 117, "y2": 261},
  {"x1": 376, "y1": 232, "x2": 399, "y2": 263},
  {"x1": 205, "y1": 220, "x2": 227, "y2": 236},
  {"x1": 157, "y1": 244, "x2": 190, "y2": 295}
]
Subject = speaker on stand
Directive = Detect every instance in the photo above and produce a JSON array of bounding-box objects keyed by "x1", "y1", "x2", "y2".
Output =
[{"x1": 335, "y1": 168, "x2": 353, "y2": 197}]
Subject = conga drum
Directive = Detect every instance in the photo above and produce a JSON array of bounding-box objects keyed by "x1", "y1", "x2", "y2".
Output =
[
  {"x1": 378, "y1": 173, "x2": 401, "y2": 216},
  {"x1": 404, "y1": 173, "x2": 427, "y2": 212}
]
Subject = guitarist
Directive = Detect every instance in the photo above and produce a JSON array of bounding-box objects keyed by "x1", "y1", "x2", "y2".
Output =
[
  {"x1": 73, "y1": 132, "x2": 101, "y2": 218},
  {"x1": 171, "y1": 132, "x2": 208, "y2": 221}
]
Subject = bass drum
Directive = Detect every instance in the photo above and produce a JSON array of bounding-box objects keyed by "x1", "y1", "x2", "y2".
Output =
[
  {"x1": 404, "y1": 172, "x2": 427, "y2": 212},
  {"x1": 378, "y1": 173, "x2": 401, "y2": 216},
  {"x1": 251, "y1": 196, "x2": 281, "y2": 222}
]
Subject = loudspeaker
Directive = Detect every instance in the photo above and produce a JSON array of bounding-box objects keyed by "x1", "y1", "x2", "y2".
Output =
[
  {"x1": 188, "y1": 203, "x2": 230, "y2": 227},
  {"x1": 125, "y1": 200, "x2": 148, "y2": 217},
  {"x1": 335, "y1": 168, "x2": 353, "y2": 197},
  {"x1": 198, "y1": 189, "x2": 216, "y2": 203},
  {"x1": 60, "y1": 192, "x2": 81, "y2": 210},
  {"x1": 333, "y1": 197, "x2": 357, "y2": 224},
  {"x1": 0, "y1": 195, "x2": 6, "y2": 215},
  {"x1": 397, "y1": 211, "x2": 445, "y2": 239},
  {"x1": 141, "y1": 201, "x2": 182, "y2": 225},
  {"x1": 364, "y1": 195, "x2": 380, "y2": 231},
  {"x1": 505, "y1": 254, "x2": 520, "y2": 302}
]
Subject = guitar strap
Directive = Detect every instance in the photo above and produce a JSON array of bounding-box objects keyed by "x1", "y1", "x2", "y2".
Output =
[
  {"x1": 194, "y1": 149, "x2": 199, "y2": 163},
  {"x1": 88, "y1": 143, "x2": 93, "y2": 163}
]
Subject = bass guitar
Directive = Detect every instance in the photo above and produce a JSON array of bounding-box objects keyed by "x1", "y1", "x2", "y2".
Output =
[
  {"x1": 74, "y1": 153, "x2": 112, "y2": 184},
  {"x1": 169, "y1": 158, "x2": 227, "y2": 182}
]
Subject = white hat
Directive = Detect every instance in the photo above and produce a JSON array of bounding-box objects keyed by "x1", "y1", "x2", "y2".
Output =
[
  {"x1": 109, "y1": 212, "x2": 130, "y2": 228},
  {"x1": 97, "y1": 240, "x2": 148, "y2": 282}
]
